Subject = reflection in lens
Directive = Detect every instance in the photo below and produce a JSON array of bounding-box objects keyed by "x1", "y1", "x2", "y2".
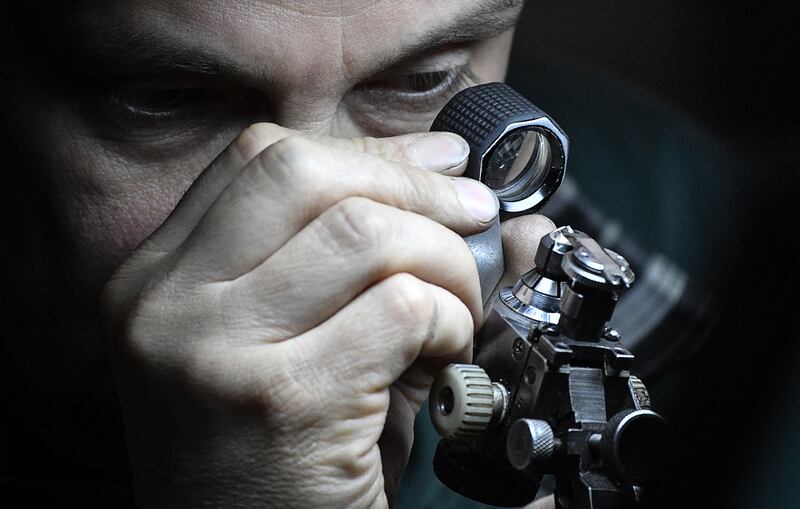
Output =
[{"x1": 483, "y1": 128, "x2": 552, "y2": 200}]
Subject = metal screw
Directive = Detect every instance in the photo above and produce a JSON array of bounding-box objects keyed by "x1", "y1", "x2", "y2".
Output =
[
  {"x1": 540, "y1": 324, "x2": 559, "y2": 335},
  {"x1": 604, "y1": 328, "x2": 621, "y2": 341},
  {"x1": 512, "y1": 338, "x2": 525, "y2": 361},
  {"x1": 524, "y1": 365, "x2": 537, "y2": 386}
]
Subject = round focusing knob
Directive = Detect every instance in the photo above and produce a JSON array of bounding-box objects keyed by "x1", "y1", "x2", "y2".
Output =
[
  {"x1": 429, "y1": 364, "x2": 494, "y2": 440},
  {"x1": 506, "y1": 419, "x2": 555, "y2": 472},
  {"x1": 533, "y1": 226, "x2": 575, "y2": 280},
  {"x1": 596, "y1": 409, "x2": 668, "y2": 485}
]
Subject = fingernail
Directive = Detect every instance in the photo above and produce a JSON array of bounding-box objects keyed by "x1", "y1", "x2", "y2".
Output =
[
  {"x1": 409, "y1": 133, "x2": 469, "y2": 172},
  {"x1": 454, "y1": 178, "x2": 499, "y2": 223}
]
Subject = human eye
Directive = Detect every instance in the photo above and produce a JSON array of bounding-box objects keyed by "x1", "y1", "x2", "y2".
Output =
[
  {"x1": 356, "y1": 64, "x2": 477, "y2": 109},
  {"x1": 104, "y1": 84, "x2": 215, "y2": 128},
  {"x1": 346, "y1": 47, "x2": 482, "y2": 135},
  {"x1": 81, "y1": 77, "x2": 265, "y2": 151}
]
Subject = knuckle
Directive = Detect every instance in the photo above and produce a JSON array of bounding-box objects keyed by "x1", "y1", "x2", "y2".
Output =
[
  {"x1": 100, "y1": 252, "x2": 171, "y2": 322},
  {"x1": 100, "y1": 269, "x2": 135, "y2": 320},
  {"x1": 354, "y1": 136, "x2": 409, "y2": 162},
  {"x1": 232, "y1": 122, "x2": 285, "y2": 160},
  {"x1": 255, "y1": 136, "x2": 321, "y2": 186},
  {"x1": 381, "y1": 273, "x2": 435, "y2": 331},
  {"x1": 399, "y1": 169, "x2": 435, "y2": 210},
  {"x1": 117, "y1": 286, "x2": 177, "y2": 358},
  {"x1": 259, "y1": 136, "x2": 316, "y2": 171},
  {"x1": 112, "y1": 274, "x2": 211, "y2": 369},
  {"x1": 323, "y1": 197, "x2": 390, "y2": 251},
  {"x1": 346, "y1": 136, "x2": 372, "y2": 154}
]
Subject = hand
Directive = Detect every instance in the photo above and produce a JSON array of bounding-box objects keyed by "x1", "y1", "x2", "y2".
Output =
[
  {"x1": 102, "y1": 123, "x2": 553, "y2": 508},
  {"x1": 525, "y1": 495, "x2": 556, "y2": 509}
]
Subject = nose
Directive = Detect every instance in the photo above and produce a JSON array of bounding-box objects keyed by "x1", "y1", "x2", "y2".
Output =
[{"x1": 272, "y1": 88, "x2": 367, "y2": 139}]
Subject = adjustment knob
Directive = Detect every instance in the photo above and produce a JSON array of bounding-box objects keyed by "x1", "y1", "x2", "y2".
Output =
[
  {"x1": 506, "y1": 418, "x2": 555, "y2": 472},
  {"x1": 533, "y1": 226, "x2": 574, "y2": 280},
  {"x1": 429, "y1": 364, "x2": 494, "y2": 440},
  {"x1": 595, "y1": 409, "x2": 668, "y2": 485},
  {"x1": 628, "y1": 375, "x2": 652, "y2": 410}
]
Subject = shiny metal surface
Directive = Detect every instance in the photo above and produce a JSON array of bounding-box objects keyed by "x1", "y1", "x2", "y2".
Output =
[
  {"x1": 464, "y1": 216, "x2": 504, "y2": 305},
  {"x1": 478, "y1": 118, "x2": 568, "y2": 213}
]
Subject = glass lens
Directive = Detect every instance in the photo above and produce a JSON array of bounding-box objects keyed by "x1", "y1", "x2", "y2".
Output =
[{"x1": 483, "y1": 128, "x2": 552, "y2": 199}]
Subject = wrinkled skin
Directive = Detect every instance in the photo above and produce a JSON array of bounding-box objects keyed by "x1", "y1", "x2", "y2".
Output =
[{"x1": 7, "y1": 1, "x2": 557, "y2": 506}]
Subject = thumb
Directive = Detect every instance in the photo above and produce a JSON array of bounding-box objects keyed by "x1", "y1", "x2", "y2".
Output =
[
  {"x1": 320, "y1": 131, "x2": 470, "y2": 176},
  {"x1": 140, "y1": 125, "x2": 467, "y2": 258},
  {"x1": 524, "y1": 495, "x2": 556, "y2": 509},
  {"x1": 496, "y1": 214, "x2": 556, "y2": 292}
]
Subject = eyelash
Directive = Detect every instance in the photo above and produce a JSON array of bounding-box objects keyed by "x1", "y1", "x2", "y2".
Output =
[
  {"x1": 354, "y1": 64, "x2": 477, "y2": 108},
  {"x1": 93, "y1": 64, "x2": 477, "y2": 143},
  {"x1": 109, "y1": 64, "x2": 472, "y2": 111},
  {"x1": 367, "y1": 65, "x2": 472, "y2": 93},
  {"x1": 94, "y1": 82, "x2": 259, "y2": 145},
  {"x1": 104, "y1": 87, "x2": 218, "y2": 125}
]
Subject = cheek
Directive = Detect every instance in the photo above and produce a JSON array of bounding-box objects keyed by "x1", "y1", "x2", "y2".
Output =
[
  {"x1": 33, "y1": 125, "x2": 236, "y2": 294},
  {"x1": 338, "y1": 29, "x2": 517, "y2": 139}
]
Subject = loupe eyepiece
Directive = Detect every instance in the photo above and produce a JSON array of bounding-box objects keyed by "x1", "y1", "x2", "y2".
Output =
[{"x1": 431, "y1": 82, "x2": 568, "y2": 213}]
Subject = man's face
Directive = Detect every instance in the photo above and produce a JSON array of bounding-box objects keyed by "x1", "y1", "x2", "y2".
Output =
[{"x1": 10, "y1": 0, "x2": 522, "y2": 295}]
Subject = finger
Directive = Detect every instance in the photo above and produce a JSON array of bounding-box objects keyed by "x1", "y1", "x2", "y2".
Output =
[
  {"x1": 287, "y1": 273, "x2": 474, "y2": 402},
  {"x1": 145, "y1": 125, "x2": 468, "y2": 254},
  {"x1": 377, "y1": 364, "x2": 443, "y2": 502},
  {"x1": 145, "y1": 123, "x2": 296, "y2": 253},
  {"x1": 378, "y1": 383, "x2": 419, "y2": 503},
  {"x1": 178, "y1": 138, "x2": 498, "y2": 280},
  {"x1": 318, "y1": 131, "x2": 469, "y2": 176},
  {"x1": 227, "y1": 198, "x2": 482, "y2": 339},
  {"x1": 495, "y1": 214, "x2": 556, "y2": 293},
  {"x1": 524, "y1": 495, "x2": 556, "y2": 509}
]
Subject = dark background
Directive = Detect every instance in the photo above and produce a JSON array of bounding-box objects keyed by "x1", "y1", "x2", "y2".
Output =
[
  {"x1": 513, "y1": 0, "x2": 799, "y2": 171},
  {"x1": 507, "y1": 2, "x2": 798, "y2": 508}
]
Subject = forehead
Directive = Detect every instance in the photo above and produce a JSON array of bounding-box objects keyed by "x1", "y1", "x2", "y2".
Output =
[{"x1": 74, "y1": 0, "x2": 522, "y2": 88}]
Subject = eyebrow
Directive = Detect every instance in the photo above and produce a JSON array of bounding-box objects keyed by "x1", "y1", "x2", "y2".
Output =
[
  {"x1": 64, "y1": 27, "x2": 235, "y2": 79},
  {"x1": 413, "y1": 0, "x2": 524, "y2": 49},
  {"x1": 64, "y1": 0, "x2": 524, "y2": 83},
  {"x1": 386, "y1": 0, "x2": 523, "y2": 69}
]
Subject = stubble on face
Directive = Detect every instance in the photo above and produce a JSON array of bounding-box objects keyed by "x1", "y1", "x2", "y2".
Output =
[{"x1": 8, "y1": 0, "x2": 522, "y2": 303}]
